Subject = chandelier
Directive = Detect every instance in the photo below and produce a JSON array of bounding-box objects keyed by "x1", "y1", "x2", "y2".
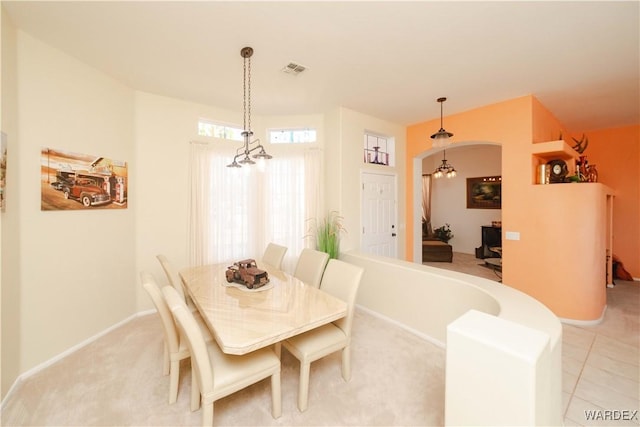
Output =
[
  {"x1": 227, "y1": 47, "x2": 272, "y2": 168},
  {"x1": 433, "y1": 149, "x2": 457, "y2": 179},
  {"x1": 430, "y1": 97, "x2": 453, "y2": 148}
]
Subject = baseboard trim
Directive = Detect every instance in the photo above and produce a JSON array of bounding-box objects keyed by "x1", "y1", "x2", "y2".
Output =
[
  {"x1": 1, "y1": 309, "x2": 155, "y2": 409},
  {"x1": 356, "y1": 304, "x2": 446, "y2": 349},
  {"x1": 559, "y1": 304, "x2": 607, "y2": 326}
]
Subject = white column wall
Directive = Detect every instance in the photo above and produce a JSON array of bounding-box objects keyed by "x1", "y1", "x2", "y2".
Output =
[{"x1": 446, "y1": 310, "x2": 553, "y2": 426}]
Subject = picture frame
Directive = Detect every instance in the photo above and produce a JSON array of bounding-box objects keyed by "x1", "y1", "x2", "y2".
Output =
[
  {"x1": 466, "y1": 176, "x2": 501, "y2": 209},
  {"x1": 40, "y1": 147, "x2": 128, "y2": 211}
]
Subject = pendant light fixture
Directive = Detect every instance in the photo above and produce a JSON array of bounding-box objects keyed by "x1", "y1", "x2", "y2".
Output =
[
  {"x1": 430, "y1": 97, "x2": 453, "y2": 148},
  {"x1": 227, "y1": 47, "x2": 272, "y2": 168},
  {"x1": 433, "y1": 149, "x2": 457, "y2": 179}
]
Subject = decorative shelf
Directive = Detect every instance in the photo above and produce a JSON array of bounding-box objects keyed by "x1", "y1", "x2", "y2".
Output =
[{"x1": 531, "y1": 140, "x2": 579, "y2": 162}]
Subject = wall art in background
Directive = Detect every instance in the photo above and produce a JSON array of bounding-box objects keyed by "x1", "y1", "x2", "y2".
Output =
[
  {"x1": 41, "y1": 147, "x2": 128, "y2": 211},
  {"x1": 466, "y1": 176, "x2": 501, "y2": 209}
]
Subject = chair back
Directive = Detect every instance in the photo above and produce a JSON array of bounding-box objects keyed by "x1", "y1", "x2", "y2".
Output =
[
  {"x1": 319, "y1": 259, "x2": 364, "y2": 337},
  {"x1": 156, "y1": 254, "x2": 187, "y2": 304},
  {"x1": 163, "y1": 286, "x2": 214, "y2": 395},
  {"x1": 262, "y1": 243, "x2": 288, "y2": 270},
  {"x1": 293, "y1": 248, "x2": 330, "y2": 288},
  {"x1": 141, "y1": 271, "x2": 181, "y2": 354}
]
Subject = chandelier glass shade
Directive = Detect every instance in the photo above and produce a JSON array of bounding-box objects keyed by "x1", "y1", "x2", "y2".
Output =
[
  {"x1": 227, "y1": 47, "x2": 272, "y2": 168},
  {"x1": 433, "y1": 149, "x2": 457, "y2": 179},
  {"x1": 430, "y1": 97, "x2": 453, "y2": 148}
]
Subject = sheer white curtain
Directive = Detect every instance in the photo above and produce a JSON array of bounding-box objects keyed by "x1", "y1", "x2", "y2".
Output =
[
  {"x1": 304, "y1": 147, "x2": 323, "y2": 238},
  {"x1": 188, "y1": 142, "x2": 319, "y2": 273},
  {"x1": 421, "y1": 173, "x2": 433, "y2": 239}
]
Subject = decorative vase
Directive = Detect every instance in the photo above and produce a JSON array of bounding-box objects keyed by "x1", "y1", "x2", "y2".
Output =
[{"x1": 587, "y1": 164, "x2": 599, "y2": 183}]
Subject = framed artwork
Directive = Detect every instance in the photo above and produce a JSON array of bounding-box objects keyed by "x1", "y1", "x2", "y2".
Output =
[
  {"x1": 40, "y1": 147, "x2": 128, "y2": 211},
  {"x1": 467, "y1": 176, "x2": 501, "y2": 209}
]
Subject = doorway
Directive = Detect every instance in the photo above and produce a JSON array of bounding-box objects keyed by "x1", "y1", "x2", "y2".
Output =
[
  {"x1": 361, "y1": 171, "x2": 397, "y2": 258},
  {"x1": 413, "y1": 143, "x2": 502, "y2": 263}
]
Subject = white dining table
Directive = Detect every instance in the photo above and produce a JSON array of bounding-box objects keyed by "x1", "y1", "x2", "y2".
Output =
[{"x1": 179, "y1": 261, "x2": 347, "y2": 355}]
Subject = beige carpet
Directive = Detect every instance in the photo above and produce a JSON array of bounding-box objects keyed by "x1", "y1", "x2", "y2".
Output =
[{"x1": 1, "y1": 308, "x2": 446, "y2": 426}]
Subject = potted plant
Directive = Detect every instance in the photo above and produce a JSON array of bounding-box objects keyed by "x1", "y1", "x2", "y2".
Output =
[
  {"x1": 306, "y1": 211, "x2": 346, "y2": 259},
  {"x1": 433, "y1": 223, "x2": 453, "y2": 243}
]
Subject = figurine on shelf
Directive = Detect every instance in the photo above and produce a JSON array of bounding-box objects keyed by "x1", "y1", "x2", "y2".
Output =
[
  {"x1": 571, "y1": 134, "x2": 592, "y2": 182},
  {"x1": 576, "y1": 155, "x2": 589, "y2": 182},
  {"x1": 587, "y1": 164, "x2": 599, "y2": 183}
]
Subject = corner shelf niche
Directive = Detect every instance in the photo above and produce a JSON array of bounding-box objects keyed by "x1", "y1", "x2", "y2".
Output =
[{"x1": 531, "y1": 140, "x2": 579, "y2": 184}]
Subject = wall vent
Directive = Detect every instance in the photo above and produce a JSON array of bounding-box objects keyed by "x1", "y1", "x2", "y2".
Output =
[{"x1": 281, "y1": 62, "x2": 307, "y2": 75}]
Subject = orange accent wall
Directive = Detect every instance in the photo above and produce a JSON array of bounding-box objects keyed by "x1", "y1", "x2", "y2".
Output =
[
  {"x1": 578, "y1": 125, "x2": 639, "y2": 278},
  {"x1": 531, "y1": 96, "x2": 569, "y2": 144},
  {"x1": 405, "y1": 96, "x2": 535, "y2": 260},
  {"x1": 406, "y1": 95, "x2": 630, "y2": 321},
  {"x1": 406, "y1": 95, "x2": 533, "y2": 257}
]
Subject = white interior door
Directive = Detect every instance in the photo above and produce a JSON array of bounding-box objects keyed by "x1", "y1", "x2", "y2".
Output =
[{"x1": 361, "y1": 172, "x2": 397, "y2": 258}]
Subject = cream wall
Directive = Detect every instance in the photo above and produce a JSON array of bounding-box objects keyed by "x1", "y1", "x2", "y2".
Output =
[
  {"x1": 1, "y1": 7, "x2": 20, "y2": 397},
  {"x1": 328, "y1": 107, "x2": 407, "y2": 259},
  {"x1": 1, "y1": 30, "x2": 136, "y2": 396},
  {"x1": 1, "y1": 25, "x2": 339, "y2": 395}
]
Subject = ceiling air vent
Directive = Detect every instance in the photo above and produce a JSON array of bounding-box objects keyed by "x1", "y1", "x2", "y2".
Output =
[{"x1": 281, "y1": 62, "x2": 307, "y2": 75}]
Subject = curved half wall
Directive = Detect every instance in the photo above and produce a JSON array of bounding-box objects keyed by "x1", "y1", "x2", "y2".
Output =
[{"x1": 342, "y1": 251, "x2": 563, "y2": 425}]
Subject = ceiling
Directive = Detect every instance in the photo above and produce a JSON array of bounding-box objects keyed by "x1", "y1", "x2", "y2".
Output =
[{"x1": 3, "y1": 1, "x2": 639, "y2": 131}]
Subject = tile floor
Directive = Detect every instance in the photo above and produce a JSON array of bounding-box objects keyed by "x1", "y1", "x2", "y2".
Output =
[{"x1": 561, "y1": 281, "x2": 639, "y2": 426}]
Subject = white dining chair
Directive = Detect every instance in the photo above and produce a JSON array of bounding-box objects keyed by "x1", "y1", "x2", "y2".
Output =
[
  {"x1": 281, "y1": 259, "x2": 364, "y2": 412},
  {"x1": 163, "y1": 286, "x2": 282, "y2": 426},
  {"x1": 141, "y1": 271, "x2": 212, "y2": 404},
  {"x1": 156, "y1": 254, "x2": 196, "y2": 311},
  {"x1": 293, "y1": 248, "x2": 330, "y2": 288},
  {"x1": 261, "y1": 243, "x2": 288, "y2": 270}
]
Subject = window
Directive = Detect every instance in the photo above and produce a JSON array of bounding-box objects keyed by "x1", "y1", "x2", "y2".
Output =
[
  {"x1": 198, "y1": 119, "x2": 244, "y2": 141},
  {"x1": 363, "y1": 133, "x2": 395, "y2": 167},
  {"x1": 188, "y1": 143, "x2": 320, "y2": 273},
  {"x1": 269, "y1": 128, "x2": 317, "y2": 144}
]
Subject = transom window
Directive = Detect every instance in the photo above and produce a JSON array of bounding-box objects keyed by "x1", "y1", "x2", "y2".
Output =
[
  {"x1": 269, "y1": 128, "x2": 317, "y2": 144},
  {"x1": 198, "y1": 119, "x2": 244, "y2": 141},
  {"x1": 364, "y1": 132, "x2": 395, "y2": 167}
]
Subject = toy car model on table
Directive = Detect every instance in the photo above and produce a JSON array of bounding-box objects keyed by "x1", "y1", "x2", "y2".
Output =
[{"x1": 225, "y1": 259, "x2": 270, "y2": 289}]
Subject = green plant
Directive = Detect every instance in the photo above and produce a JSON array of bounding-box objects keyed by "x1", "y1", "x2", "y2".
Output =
[
  {"x1": 433, "y1": 223, "x2": 453, "y2": 243},
  {"x1": 307, "y1": 211, "x2": 346, "y2": 259}
]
